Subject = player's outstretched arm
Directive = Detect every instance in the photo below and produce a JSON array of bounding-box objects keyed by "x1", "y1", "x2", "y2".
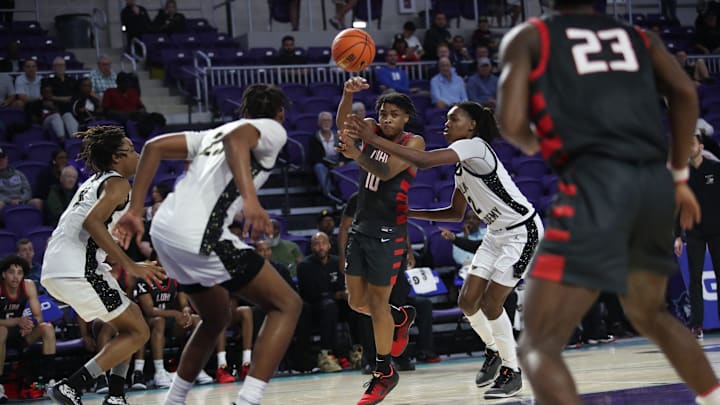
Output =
[
  {"x1": 336, "y1": 77, "x2": 369, "y2": 132},
  {"x1": 497, "y1": 23, "x2": 540, "y2": 155},
  {"x1": 408, "y1": 187, "x2": 468, "y2": 222}
]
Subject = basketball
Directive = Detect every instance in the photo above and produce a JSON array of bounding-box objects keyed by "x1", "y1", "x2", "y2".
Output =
[{"x1": 332, "y1": 28, "x2": 376, "y2": 73}]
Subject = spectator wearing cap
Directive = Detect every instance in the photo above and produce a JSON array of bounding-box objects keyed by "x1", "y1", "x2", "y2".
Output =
[
  {"x1": 0, "y1": 147, "x2": 43, "y2": 212},
  {"x1": 466, "y1": 56, "x2": 499, "y2": 109},
  {"x1": 317, "y1": 210, "x2": 339, "y2": 256}
]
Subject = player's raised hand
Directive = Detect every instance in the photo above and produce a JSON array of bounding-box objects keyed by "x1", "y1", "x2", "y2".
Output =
[
  {"x1": 675, "y1": 182, "x2": 701, "y2": 231},
  {"x1": 344, "y1": 114, "x2": 375, "y2": 142},
  {"x1": 114, "y1": 211, "x2": 145, "y2": 249},
  {"x1": 127, "y1": 261, "x2": 166, "y2": 285},
  {"x1": 242, "y1": 198, "x2": 272, "y2": 241},
  {"x1": 344, "y1": 77, "x2": 369, "y2": 93}
]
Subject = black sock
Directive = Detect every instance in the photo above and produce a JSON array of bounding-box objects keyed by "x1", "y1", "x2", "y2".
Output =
[
  {"x1": 108, "y1": 374, "x2": 125, "y2": 397},
  {"x1": 42, "y1": 354, "x2": 56, "y2": 382},
  {"x1": 67, "y1": 367, "x2": 94, "y2": 391},
  {"x1": 390, "y1": 306, "x2": 406, "y2": 326},
  {"x1": 375, "y1": 354, "x2": 392, "y2": 375}
]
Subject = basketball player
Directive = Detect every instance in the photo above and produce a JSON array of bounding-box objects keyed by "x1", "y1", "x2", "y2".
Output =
[
  {"x1": 114, "y1": 84, "x2": 302, "y2": 405},
  {"x1": 345, "y1": 102, "x2": 542, "y2": 398},
  {"x1": 41, "y1": 126, "x2": 165, "y2": 405},
  {"x1": 496, "y1": 0, "x2": 720, "y2": 403},
  {"x1": 336, "y1": 77, "x2": 424, "y2": 405}
]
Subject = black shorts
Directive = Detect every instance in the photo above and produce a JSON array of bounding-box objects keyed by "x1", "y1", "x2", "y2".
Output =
[
  {"x1": 529, "y1": 157, "x2": 677, "y2": 294},
  {"x1": 179, "y1": 242, "x2": 266, "y2": 295},
  {"x1": 346, "y1": 231, "x2": 406, "y2": 286},
  {"x1": 6, "y1": 325, "x2": 26, "y2": 348}
]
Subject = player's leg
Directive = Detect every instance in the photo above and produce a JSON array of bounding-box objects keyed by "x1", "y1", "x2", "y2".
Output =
[
  {"x1": 23, "y1": 322, "x2": 57, "y2": 384},
  {"x1": 686, "y1": 235, "x2": 707, "y2": 334},
  {"x1": 0, "y1": 326, "x2": 8, "y2": 400},
  {"x1": 620, "y1": 270, "x2": 720, "y2": 403},
  {"x1": 148, "y1": 316, "x2": 172, "y2": 388},
  {"x1": 214, "y1": 322, "x2": 236, "y2": 383},
  {"x1": 480, "y1": 281, "x2": 520, "y2": 398}
]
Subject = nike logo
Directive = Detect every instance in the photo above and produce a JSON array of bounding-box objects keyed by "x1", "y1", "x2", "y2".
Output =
[{"x1": 380, "y1": 238, "x2": 390, "y2": 243}]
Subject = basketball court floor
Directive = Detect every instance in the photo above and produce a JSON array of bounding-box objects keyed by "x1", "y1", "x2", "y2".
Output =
[{"x1": 29, "y1": 334, "x2": 720, "y2": 404}]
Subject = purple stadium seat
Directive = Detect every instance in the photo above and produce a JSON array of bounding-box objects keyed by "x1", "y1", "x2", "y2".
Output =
[
  {"x1": 291, "y1": 113, "x2": 320, "y2": 132},
  {"x1": 306, "y1": 47, "x2": 331, "y2": 64},
  {"x1": 512, "y1": 156, "x2": 548, "y2": 178},
  {"x1": 424, "y1": 107, "x2": 449, "y2": 127},
  {"x1": 153, "y1": 174, "x2": 178, "y2": 191},
  {"x1": 25, "y1": 141, "x2": 60, "y2": 162},
  {"x1": 11, "y1": 21, "x2": 46, "y2": 35},
  {"x1": 14, "y1": 161, "x2": 45, "y2": 195},
  {"x1": 0, "y1": 109, "x2": 25, "y2": 129},
  {"x1": 434, "y1": 182, "x2": 455, "y2": 206},
  {"x1": 299, "y1": 97, "x2": 336, "y2": 115},
  {"x1": 409, "y1": 183, "x2": 436, "y2": 208},
  {"x1": 407, "y1": 220, "x2": 428, "y2": 247},
  {"x1": 26, "y1": 226, "x2": 53, "y2": 262},
  {"x1": 279, "y1": 83, "x2": 310, "y2": 104},
  {"x1": 211, "y1": 85, "x2": 244, "y2": 117},
  {"x1": 0, "y1": 230, "x2": 17, "y2": 256},
  {"x1": 310, "y1": 82, "x2": 342, "y2": 99},
  {"x1": 423, "y1": 125, "x2": 447, "y2": 145},
  {"x1": 14, "y1": 125, "x2": 47, "y2": 143},
  {"x1": 288, "y1": 130, "x2": 314, "y2": 155},
  {"x1": 0, "y1": 143, "x2": 21, "y2": 163},
  {"x1": 428, "y1": 229, "x2": 456, "y2": 269},
  {"x1": 283, "y1": 136, "x2": 305, "y2": 168},
  {"x1": 410, "y1": 94, "x2": 432, "y2": 116},
  {"x1": 170, "y1": 33, "x2": 201, "y2": 49},
  {"x1": 247, "y1": 47, "x2": 277, "y2": 64},
  {"x1": 185, "y1": 18, "x2": 216, "y2": 33},
  {"x1": 331, "y1": 164, "x2": 359, "y2": 202},
  {"x1": 3, "y1": 205, "x2": 42, "y2": 235}
]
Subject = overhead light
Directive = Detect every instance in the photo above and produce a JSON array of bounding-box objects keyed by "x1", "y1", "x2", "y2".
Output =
[{"x1": 352, "y1": 21, "x2": 367, "y2": 28}]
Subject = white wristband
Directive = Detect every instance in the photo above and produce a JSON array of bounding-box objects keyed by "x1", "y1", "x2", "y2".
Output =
[{"x1": 669, "y1": 166, "x2": 689, "y2": 184}]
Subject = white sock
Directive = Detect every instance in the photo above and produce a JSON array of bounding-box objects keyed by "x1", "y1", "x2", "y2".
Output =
[
  {"x1": 134, "y1": 359, "x2": 145, "y2": 373},
  {"x1": 242, "y1": 349, "x2": 252, "y2": 364},
  {"x1": 217, "y1": 351, "x2": 227, "y2": 368},
  {"x1": 697, "y1": 383, "x2": 720, "y2": 405},
  {"x1": 163, "y1": 375, "x2": 194, "y2": 405},
  {"x1": 488, "y1": 309, "x2": 519, "y2": 371},
  {"x1": 236, "y1": 376, "x2": 266, "y2": 405},
  {"x1": 154, "y1": 359, "x2": 165, "y2": 373},
  {"x1": 467, "y1": 309, "x2": 498, "y2": 351}
]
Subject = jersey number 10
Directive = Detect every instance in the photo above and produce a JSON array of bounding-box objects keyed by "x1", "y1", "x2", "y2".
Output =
[{"x1": 566, "y1": 28, "x2": 639, "y2": 75}]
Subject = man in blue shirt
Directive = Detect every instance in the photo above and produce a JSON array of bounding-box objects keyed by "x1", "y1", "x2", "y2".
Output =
[
  {"x1": 375, "y1": 49, "x2": 409, "y2": 94},
  {"x1": 430, "y1": 57, "x2": 468, "y2": 109},
  {"x1": 466, "y1": 57, "x2": 499, "y2": 110}
]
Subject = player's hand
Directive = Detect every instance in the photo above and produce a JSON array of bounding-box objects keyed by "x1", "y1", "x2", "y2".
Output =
[
  {"x1": 406, "y1": 251, "x2": 416, "y2": 269},
  {"x1": 181, "y1": 307, "x2": 194, "y2": 328},
  {"x1": 114, "y1": 211, "x2": 145, "y2": 249},
  {"x1": 18, "y1": 317, "x2": 33, "y2": 336},
  {"x1": 343, "y1": 77, "x2": 369, "y2": 93},
  {"x1": 673, "y1": 237, "x2": 684, "y2": 257},
  {"x1": 344, "y1": 115, "x2": 376, "y2": 142},
  {"x1": 127, "y1": 261, "x2": 166, "y2": 285},
  {"x1": 675, "y1": 183, "x2": 701, "y2": 231},
  {"x1": 242, "y1": 199, "x2": 272, "y2": 241},
  {"x1": 439, "y1": 227, "x2": 456, "y2": 241},
  {"x1": 336, "y1": 129, "x2": 361, "y2": 160}
]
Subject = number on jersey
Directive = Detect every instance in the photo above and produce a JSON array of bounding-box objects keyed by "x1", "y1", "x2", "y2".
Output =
[
  {"x1": 566, "y1": 28, "x2": 639, "y2": 75},
  {"x1": 364, "y1": 173, "x2": 380, "y2": 191}
]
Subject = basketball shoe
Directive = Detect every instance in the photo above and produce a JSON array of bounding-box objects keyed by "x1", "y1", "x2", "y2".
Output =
[
  {"x1": 102, "y1": 395, "x2": 129, "y2": 405},
  {"x1": 391, "y1": 305, "x2": 416, "y2": 357},
  {"x1": 484, "y1": 366, "x2": 522, "y2": 399},
  {"x1": 216, "y1": 365, "x2": 236, "y2": 384},
  {"x1": 475, "y1": 348, "x2": 501, "y2": 387},
  {"x1": 357, "y1": 367, "x2": 399, "y2": 405},
  {"x1": 49, "y1": 379, "x2": 82, "y2": 405}
]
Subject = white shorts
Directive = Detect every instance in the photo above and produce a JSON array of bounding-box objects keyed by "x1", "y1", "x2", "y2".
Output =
[
  {"x1": 468, "y1": 215, "x2": 544, "y2": 287},
  {"x1": 42, "y1": 264, "x2": 131, "y2": 323},
  {"x1": 152, "y1": 236, "x2": 264, "y2": 290}
]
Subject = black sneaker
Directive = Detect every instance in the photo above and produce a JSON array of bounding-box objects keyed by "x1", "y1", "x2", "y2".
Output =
[
  {"x1": 102, "y1": 395, "x2": 129, "y2": 405},
  {"x1": 130, "y1": 370, "x2": 146, "y2": 390},
  {"x1": 475, "y1": 348, "x2": 501, "y2": 387},
  {"x1": 484, "y1": 366, "x2": 522, "y2": 399},
  {"x1": 358, "y1": 367, "x2": 400, "y2": 405},
  {"x1": 95, "y1": 374, "x2": 109, "y2": 394},
  {"x1": 49, "y1": 379, "x2": 82, "y2": 405}
]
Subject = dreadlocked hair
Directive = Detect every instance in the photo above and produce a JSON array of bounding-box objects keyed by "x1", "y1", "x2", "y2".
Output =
[
  {"x1": 375, "y1": 92, "x2": 417, "y2": 119},
  {"x1": 454, "y1": 102, "x2": 501, "y2": 143},
  {"x1": 240, "y1": 84, "x2": 288, "y2": 119},
  {"x1": 76, "y1": 125, "x2": 127, "y2": 173}
]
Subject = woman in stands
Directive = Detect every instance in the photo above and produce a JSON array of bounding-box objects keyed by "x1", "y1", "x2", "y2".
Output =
[{"x1": 344, "y1": 101, "x2": 543, "y2": 400}]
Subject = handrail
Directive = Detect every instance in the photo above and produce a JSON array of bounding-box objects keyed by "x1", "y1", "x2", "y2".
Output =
[
  {"x1": 130, "y1": 37, "x2": 147, "y2": 63},
  {"x1": 688, "y1": 55, "x2": 720, "y2": 75},
  {"x1": 120, "y1": 53, "x2": 137, "y2": 73}
]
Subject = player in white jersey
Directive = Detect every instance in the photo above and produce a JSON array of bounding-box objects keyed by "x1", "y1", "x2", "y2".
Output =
[
  {"x1": 344, "y1": 102, "x2": 543, "y2": 399},
  {"x1": 114, "y1": 84, "x2": 302, "y2": 405},
  {"x1": 41, "y1": 126, "x2": 165, "y2": 405}
]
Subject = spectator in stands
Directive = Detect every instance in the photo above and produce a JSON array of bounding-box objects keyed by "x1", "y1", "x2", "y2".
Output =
[
  {"x1": 134, "y1": 277, "x2": 214, "y2": 388},
  {"x1": 392, "y1": 37, "x2": 419, "y2": 63},
  {"x1": 329, "y1": 0, "x2": 358, "y2": 30},
  {"x1": 121, "y1": 0, "x2": 152, "y2": 53},
  {"x1": 317, "y1": 209, "x2": 339, "y2": 255},
  {"x1": 14, "y1": 59, "x2": 41, "y2": 104},
  {"x1": 310, "y1": 111, "x2": 343, "y2": 197},
  {"x1": 675, "y1": 50, "x2": 711, "y2": 84},
  {"x1": 0, "y1": 72, "x2": 19, "y2": 109},
  {"x1": 26, "y1": 84, "x2": 78, "y2": 139},
  {"x1": 274, "y1": 35, "x2": 307, "y2": 65},
  {"x1": 430, "y1": 57, "x2": 468, "y2": 109},
  {"x1": 0, "y1": 147, "x2": 43, "y2": 211},
  {"x1": 146, "y1": 183, "x2": 170, "y2": 221},
  {"x1": 0, "y1": 42, "x2": 21, "y2": 73},
  {"x1": 16, "y1": 239, "x2": 42, "y2": 288},
  {"x1": 399, "y1": 21, "x2": 424, "y2": 58},
  {"x1": 0, "y1": 255, "x2": 57, "y2": 393},
  {"x1": 296, "y1": 232, "x2": 345, "y2": 373},
  {"x1": 693, "y1": 10, "x2": 720, "y2": 54},
  {"x1": 467, "y1": 57, "x2": 499, "y2": 109},
  {"x1": 43, "y1": 57, "x2": 78, "y2": 114},
  {"x1": 269, "y1": 219, "x2": 303, "y2": 275},
  {"x1": 425, "y1": 42, "x2": 451, "y2": 78},
  {"x1": 45, "y1": 165, "x2": 79, "y2": 226},
  {"x1": 102, "y1": 73, "x2": 145, "y2": 123},
  {"x1": 440, "y1": 210, "x2": 487, "y2": 268},
  {"x1": 376, "y1": 50, "x2": 411, "y2": 94},
  {"x1": 351, "y1": 101, "x2": 366, "y2": 118},
  {"x1": 71, "y1": 77, "x2": 103, "y2": 129},
  {"x1": 153, "y1": 0, "x2": 185, "y2": 34},
  {"x1": 450, "y1": 35, "x2": 473, "y2": 77},
  {"x1": 423, "y1": 12, "x2": 452, "y2": 61},
  {"x1": 35, "y1": 149, "x2": 69, "y2": 200},
  {"x1": 696, "y1": 118, "x2": 720, "y2": 160},
  {"x1": 471, "y1": 17, "x2": 499, "y2": 54},
  {"x1": 89, "y1": 55, "x2": 117, "y2": 101}
]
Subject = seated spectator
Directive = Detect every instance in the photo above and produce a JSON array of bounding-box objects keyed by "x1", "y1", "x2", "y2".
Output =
[
  {"x1": 317, "y1": 209, "x2": 339, "y2": 255},
  {"x1": 42, "y1": 57, "x2": 78, "y2": 114},
  {"x1": 423, "y1": 12, "x2": 452, "y2": 60},
  {"x1": 329, "y1": 0, "x2": 358, "y2": 30},
  {"x1": 26, "y1": 84, "x2": 78, "y2": 139},
  {"x1": 430, "y1": 57, "x2": 468, "y2": 109},
  {"x1": 0, "y1": 73, "x2": 19, "y2": 109},
  {"x1": 376, "y1": 50, "x2": 411, "y2": 94},
  {"x1": 471, "y1": 17, "x2": 499, "y2": 54},
  {"x1": 35, "y1": 150, "x2": 68, "y2": 200},
  {"x1": 439, "y1": 210, "x2": 487, "y2": 268},
  {"x1": 0, "y1": 147, "x2": 43, "y2": 211},
  {"x1": 296, "y1": 232, "x2": 346, "y2": 372},
  {"x1": 153, "y1": 0, "x2": 185, "y2": 34},
  {"x1": 134, "y1": 277, "x2": 215, "y2": 388},
  {"x1": 0, "y1": 256, "x2": 57, "y2": 392},
  {"x1": 392, "y1": 37, "x2": 420, "y2": 63},
  {"x1": 102, "y1": 73, "x2": 144, "y2": 121},
  {"x1": 310, "y1": 111, "x2": 345, "y2": 197},
  {"x1": 450, "y1": 35, "x2": 473, "y2": 77},
  {"x1": 269, "y1": 219, "x2": 303, "y2": 275},
  {"x1": 14, "y1": 59, "x2": 42, "y2": 104},
  {"x1": 0, "y1": 42, "x2": 21, "y2": 73},
  {"x1": 425, "y1": 42, "x2": 451, "y2": 77},
  {"x1": 71, "y1": 77, "x2": 103, "y2": 129},
  {"x1": 16, "y1": 239, "x2": 42, "y2": 288},
  {"x1": 466, "y1": 57, "x2": 499, "y2": 109},
  {"x1": 274, "y1": 35, "x2": 307, "y2": 65},
  {"x1": 693, "y1": 10, "x2": 720, "y2": 54},
  {"x1": 675, "y1": 50, "x2": 711, "y2": 84},
  {"x1": 399, "y1": 21, "x2": 424, "y2": 58},
  {"x1": 89, "y1": 55, "x2": 117, "y2": 101},
  {"x1": 696, "y1": 118, "x2": 720, "y2": 160},
  {"x1": 121, "y1": 0, "x2": 152, "y2": 53},
  {"x1": 46, "y1": 165, "x2": 79, "y2": 226}
]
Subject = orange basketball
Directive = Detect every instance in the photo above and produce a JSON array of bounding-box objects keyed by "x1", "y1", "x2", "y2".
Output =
[{"x1": 332, "y1": 28, "x2": 376, "y2": 73}]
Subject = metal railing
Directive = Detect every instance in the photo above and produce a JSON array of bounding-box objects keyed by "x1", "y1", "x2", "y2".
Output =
[
  {"x1": 688, "y1": 55, "x2": 720, "y2": 75},
  {"x1": 120, "y1": 53, "x2": 137, "y2": 73}
]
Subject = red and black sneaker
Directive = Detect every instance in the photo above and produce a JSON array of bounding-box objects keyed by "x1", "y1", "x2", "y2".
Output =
[
  {"x1": 391, "y1": 305, "x2": 416, "y2": 357},
  {"x1": 357, "y1": 367, "x2": 399, "y2": 405}
]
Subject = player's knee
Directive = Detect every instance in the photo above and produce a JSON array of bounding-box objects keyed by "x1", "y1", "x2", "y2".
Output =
[
  {"x1": 457, "y1": 292, "x2": 481, "y2": 316},
  {"x1": 149, "y1": 317, "x2": 165, "y2": 332},
  {"x1": 347, "y1": 294, "x2": 367, "y2": 314},
  {"x1": 479, "y1": 297, "x2": 503, "y2": 320},
  {"x1": 39, "y1": 323, "x2": 55, "y2": 342}
]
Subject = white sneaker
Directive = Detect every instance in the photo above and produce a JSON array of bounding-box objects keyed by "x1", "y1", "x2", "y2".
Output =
[
  {"x1": 196, "y1": 369, "x2": 213, "y2": 385},
  {"x1": 0, "y1": 383, "x2": 7, "y2": 402},
  {"x1": 154, "y1": 369, "x2": 173, "y2": 388}
]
